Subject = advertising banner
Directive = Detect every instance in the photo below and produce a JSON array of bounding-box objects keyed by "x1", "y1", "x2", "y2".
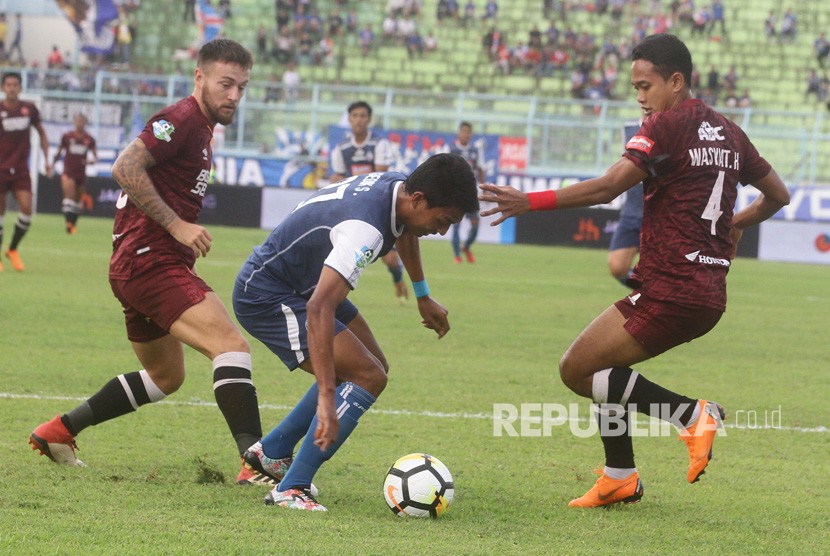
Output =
[
  {"x1": 37, "y1": 175, "x2": 261, "y2": 228},
  {"x1": 759, "y1": 220, "x2": 830, "y2": 264}
]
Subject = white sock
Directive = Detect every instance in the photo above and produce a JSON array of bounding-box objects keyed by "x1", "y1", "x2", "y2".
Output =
[
  {"x1": 604, "y1": 466, "x2": 637, "y2": 480},
  {"x1": 684, "y1": 400, "x2": 702, "y2": 429}
]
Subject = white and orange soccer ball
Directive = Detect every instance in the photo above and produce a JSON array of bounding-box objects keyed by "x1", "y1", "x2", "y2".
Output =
[{"x1": 383, "y1": 453, "x2": 454, "y2": 518}]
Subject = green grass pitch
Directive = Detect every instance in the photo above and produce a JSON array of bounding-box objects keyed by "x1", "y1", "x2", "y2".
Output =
[{"x1": 1, "y1": 213, "x2": 828, "y2": 554}]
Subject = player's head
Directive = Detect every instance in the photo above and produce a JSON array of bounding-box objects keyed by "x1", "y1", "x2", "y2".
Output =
[
  {"x1": 73, "y1": 113, "x2": 87, "y2": 131},
  {"x1": 401, "y1": 153, "x2": 479, "y2": 237},
  {"x1": 194, "y1": 38, "x2": 253, "y2": 126},
  {"x1": 630, "y1": 34, "x2": 692, "y2": 117},
  {"x1": 2, "y1": 72, "x2": 22, "y2": 102},
  {"x1": 347, "y1": 101, "x2": 372, "y2": 137},
  {"x1": 457, "y1": 121, "x2": 473, "y2": 145}
]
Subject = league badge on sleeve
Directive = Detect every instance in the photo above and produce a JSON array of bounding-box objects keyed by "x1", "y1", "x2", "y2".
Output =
[{"x1": 152, "y1": 120, "x2": 176, "y2": 142}]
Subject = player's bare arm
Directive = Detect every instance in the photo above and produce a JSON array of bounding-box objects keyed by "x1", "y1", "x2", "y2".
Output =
[
  {"x1": 730, "y1": 168, "x2": 790, "y2": 256},
  {"x1": 51, "y1": 143, "x2": 65, "y2": 174},
  {"x1": 305, "y1": 266, "x2": 352, "y2": 451},
  {"x1": 480, "y1": 158, "x2": 647, "y2": 226},
  {"x1": 35, "y1": 122, "x2": 52, "y2": 176},
  {"x1": 113, "y1": 138, "x2": 213, "y2": 257},
  {"x1": 396, "y1": 231, "x2": 450, "y2": 338},
  {"x1": 732, "y1": 168, "x2": 790, "y2": 230}
]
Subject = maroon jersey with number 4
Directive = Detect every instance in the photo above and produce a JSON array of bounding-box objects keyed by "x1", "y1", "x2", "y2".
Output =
[
  {"x1": 59, "y1": 131, "x2": 96, "y2": 178},
  {"x1": 0, "y1": 100, "x2": 41, "y2": 173},
  {"x1": 110, "y1": 96, "x2": 213, "y2": 280},
  {"x1": 622, "y1": 98, "x2": 771, "y2": 311}
]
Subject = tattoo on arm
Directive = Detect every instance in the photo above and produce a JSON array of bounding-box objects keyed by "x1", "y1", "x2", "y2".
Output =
[{"x1": 113, "y1": 139, "x2": 178, "y2": 229}]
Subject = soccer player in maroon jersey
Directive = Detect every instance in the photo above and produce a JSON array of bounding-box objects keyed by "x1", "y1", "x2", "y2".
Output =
[
  {"x1": 29, "y1": 39, "x2": 272, "y2": 485},
  {"x1": 0, "y1": 71, "x2": 51, "y2": 272},
  {"x1": 52, "y1": 113, "x2": 98, "y2": 234},
  {"x1": 480, "y1": 34, "x2": 791, "y2": 507}
]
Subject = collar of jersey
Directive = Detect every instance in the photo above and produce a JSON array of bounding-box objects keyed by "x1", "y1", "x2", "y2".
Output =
[{"x1": 391, "y1": 181, "x2": 404, "y2": 238}]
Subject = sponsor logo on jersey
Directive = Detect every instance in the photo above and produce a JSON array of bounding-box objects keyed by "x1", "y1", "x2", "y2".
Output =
[
  {"x1": 626, "y1": 135, "x2": 654, "y2": 154},
  {"x1": 69, "y1": 143, "x2": 89, "y2": 155},
  {"x1": 698, "y1": 121, "x2": 725, "y2": 141},
  {"x1": 1, "y1": 116, "x2": 31, "y2": 131},
  {"x1": 684, "y1": 250, "x2": 731, "y2": 266},
  {"x1": 354, "y1": 245, "x2": 374, "y2": 269},
  {"x1": 152, "y1": 119, "x2": 175, "y2": 142}
]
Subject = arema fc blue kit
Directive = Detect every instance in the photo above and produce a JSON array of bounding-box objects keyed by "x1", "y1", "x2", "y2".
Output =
[{"x1": 233, "y1": 172, "x2": 406, "y2": 369}]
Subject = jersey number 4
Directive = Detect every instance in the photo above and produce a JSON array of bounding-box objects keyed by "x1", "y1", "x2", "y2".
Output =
[{"x1": 701, "y1": 170, "x2": 725, "y2": 235}]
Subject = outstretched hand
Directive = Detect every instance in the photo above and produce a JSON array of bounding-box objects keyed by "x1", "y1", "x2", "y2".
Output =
[{"x1": 478, "y1": 183, "x2": 531, "y2": 226}]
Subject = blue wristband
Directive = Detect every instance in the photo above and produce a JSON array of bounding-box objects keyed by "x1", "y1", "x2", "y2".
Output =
[{"x1": 412, "y1": 280, "x2": 430, "y2": 298}]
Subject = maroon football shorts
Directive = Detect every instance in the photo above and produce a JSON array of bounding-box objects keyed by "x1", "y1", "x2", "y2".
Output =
[
  {"x1": 0, "y1": 170, "x2": 32, "y2": 193},
  {"x1": 62, "y1": 171, "x2": 86, "y2": 188},
  {"x1": 110, "y1": 263, "x2": 213, "y2": 343},
  {"x1": 614, "y1": 290, "x2": 723, "y2": 356}
]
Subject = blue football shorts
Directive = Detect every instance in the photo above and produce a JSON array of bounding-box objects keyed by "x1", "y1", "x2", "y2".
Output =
[
  {"x1": 233, "y1": 281, "x2": 359, "y2": 371},
  {"x1": 609, "y1": 213, "x2": 642, "y2": 251}
]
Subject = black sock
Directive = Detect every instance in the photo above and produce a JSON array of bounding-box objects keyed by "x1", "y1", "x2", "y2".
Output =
[
  {"x1": 619, "y1": 368, "x2": 697, "y2": 427},
  {"x1": 213, "y1": 362, "x2": 262, "y2": 456},
  {"x1": 596, "y1": 404, "x2": 635, "y2": 468},
  {"x1": 64, "y1": 371, "x2": 165, "y2": 435},
  {"x1": 9, "y1": 214, "x2": 31, "y2": 251}
]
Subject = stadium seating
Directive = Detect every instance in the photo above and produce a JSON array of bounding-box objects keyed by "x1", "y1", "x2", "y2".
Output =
[
  {"x1": 128, "y1": 0, "x2": 830, "y2": 181},
  {"x1": 133, "y1": 0, "x2": 830, "y2": 111}
]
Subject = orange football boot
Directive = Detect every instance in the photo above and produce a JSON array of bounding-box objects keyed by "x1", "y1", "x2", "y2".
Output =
[
  {"x1": 679, "y1": 400, "x2": 726, "y2": 483},
  {"x1": 568, "y1": 469, "x2": 644, "y2": 508},
  {"x1": 5, "y1": 249, "x2": 24, "y2": 271}
]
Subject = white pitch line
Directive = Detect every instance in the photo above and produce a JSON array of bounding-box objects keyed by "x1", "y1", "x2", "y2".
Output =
[{"x1": 2, "y1": 392, "x2": 827, "y2": 433}]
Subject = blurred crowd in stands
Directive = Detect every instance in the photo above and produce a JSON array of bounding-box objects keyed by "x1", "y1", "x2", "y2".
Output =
[{"x1": 7, "y1": 0, "x2": 830, "y2": 112}]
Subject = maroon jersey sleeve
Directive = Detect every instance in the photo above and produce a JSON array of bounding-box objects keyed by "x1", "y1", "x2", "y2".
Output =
[
  {"x1": 138, "y1": 108, "x2": 189, "y2": 165},
  {"x1": 29, "y1": 103, "x2": 41, "y2": 126}
]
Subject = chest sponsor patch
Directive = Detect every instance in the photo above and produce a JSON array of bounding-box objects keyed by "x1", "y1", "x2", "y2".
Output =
[{"x1": 626, "y1": 135, "x2": 655, "y2": 155}]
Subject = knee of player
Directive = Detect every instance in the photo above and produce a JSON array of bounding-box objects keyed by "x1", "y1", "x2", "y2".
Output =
[
  {"x1": 558, "y1": 354, "x2": 580, "y2": 391},
  {"x1": 224, "y1": 331, "x2": 250, "y2": 354},
  {"x1": 607, "y1": 259, "x2": 628, "y2": 279},
  {"x1": 155, "y1": 371, "x2": 186, "y2": 395},
  {"x1": 359, "y1": 362, "x2": 388, "y2": 396}
]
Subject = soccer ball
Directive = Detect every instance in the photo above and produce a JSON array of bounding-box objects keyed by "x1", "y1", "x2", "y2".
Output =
[{"x1": 383, "y1": 453, "x2": 454, "y2": 518}]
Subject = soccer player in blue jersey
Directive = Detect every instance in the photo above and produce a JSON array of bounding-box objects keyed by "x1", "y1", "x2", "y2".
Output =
[
  {"x1": 234, "y1": 153, "x2": 478, "y2": 511},
  {"x1": 448, "y1": 121, "x2": 486, "y2": 263},
  {"x1": 329, "y1": 100, "x2": 409, "y2": 302}
]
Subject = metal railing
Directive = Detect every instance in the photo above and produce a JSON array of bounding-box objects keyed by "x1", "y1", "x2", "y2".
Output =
[{"x1": 17, "y1": 67, "x2": 830, "y2": 185}]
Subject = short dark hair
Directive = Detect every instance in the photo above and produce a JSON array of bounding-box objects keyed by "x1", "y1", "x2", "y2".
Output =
[
  {"x1": 631, "y1": 34, "x2": 692, "y2": 89},
  {"x1": 459, "y1": 121, "x2": 472, "y2": 131},
  {"x1": 347, "y1": 100, "x2": 372, "y2": 117},
  {"x1": 2, "y1": 72, "x2": 21, "y2": 85},
  {"x1": 405, "y1": 153, "x2": 479, "y2": 214},
  {"x1": 197, "y1": 38, "x2": 253, "y2": 70}
]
